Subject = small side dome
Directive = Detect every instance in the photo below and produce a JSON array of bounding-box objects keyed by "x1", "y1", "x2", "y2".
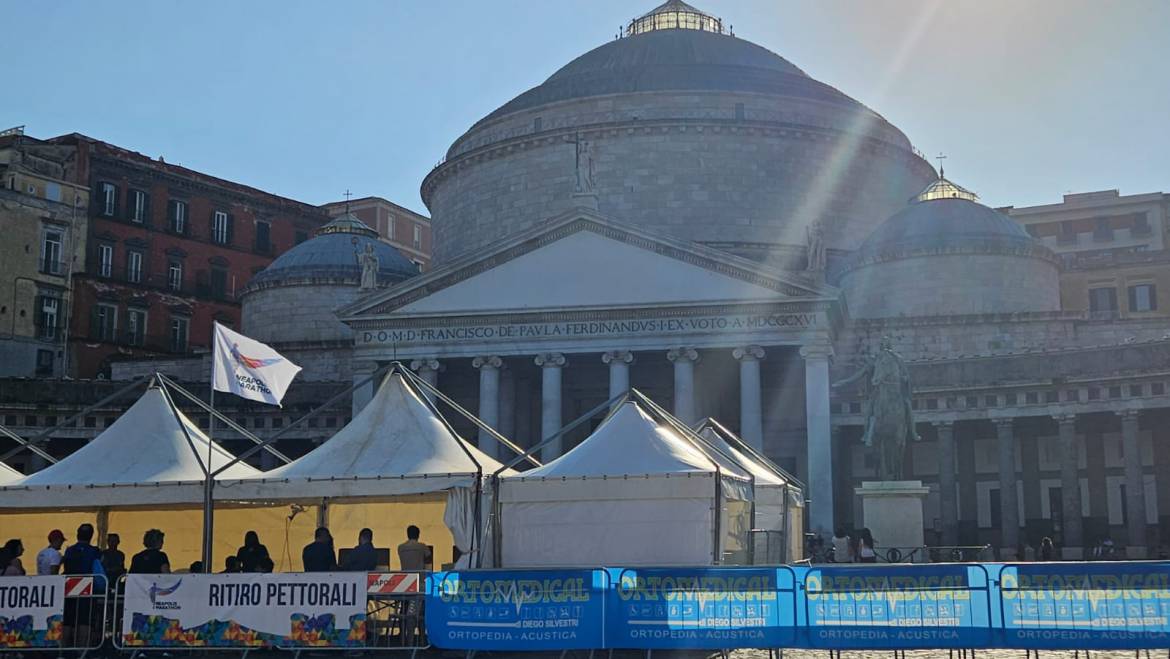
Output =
[{"x1": 841, "y1": 177, "x2": 1061, "y2": 318}]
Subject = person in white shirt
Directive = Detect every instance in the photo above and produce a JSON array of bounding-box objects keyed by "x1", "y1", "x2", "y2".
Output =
[
  {"x1": 36, "y1": 529, "x2": 66, "y2": 575},
  {"x1": 831, "y1": 528, "x2": 853, "y2": 563}
]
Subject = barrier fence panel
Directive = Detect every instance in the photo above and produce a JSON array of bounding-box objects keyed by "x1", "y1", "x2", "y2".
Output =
[
  {"x1": 115, "y1": 572, "x2": 367, "y2": 648},
  {"x1": 0, "y1": 574, "x2": 106, "y2": 652},
  {"x1": 364, "y1": 572, "x2": 430, "y2": 651},
  {"x1": 802, "y1": 564, "x2": 993, "y2": 650},
  {"x1": 997, "y1": 561, "x2": 1170, "y2": 650},
  {"x1": 606, "y1": 566, "x2": 799, "y2": 649},
  {"x1": 425, "y1": 569, "x2": 608, "y2": 650}
]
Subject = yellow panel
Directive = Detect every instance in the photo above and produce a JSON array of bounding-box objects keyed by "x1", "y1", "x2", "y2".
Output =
[
  {"x1": 326, "y1": 493, "x2": 453, "y2": 570},
  {"x1": 0, "y1": 511, "x2": 97, "y2": 560}
]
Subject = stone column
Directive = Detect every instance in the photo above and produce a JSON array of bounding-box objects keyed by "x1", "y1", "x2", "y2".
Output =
[
  {"x1": 934, "y1": 420, "x2": 958, "y2": 547},
  {"x1": 733, "y1": 346, "x2": 766, "y2": 451},
  {"x1": 994, "y1": 418, "x2": 1020, "y2": 558},
  {"x1": 534, "y1": 353, "x2": 566, "y2": 461},
  {"x1": 473, "y1": 356, "x2": 502, "y2": 458},
  {"x1": 601, "y1": 350, "x2": 634, "y2": 401},
  {"x1": 351, "y1": 360, "x2": 378, "y2": 417},
  {"x1": 409, "y1": 358, "x2": 441, "y2": 402},
  {"x1": 800, "y1": 344, "x2": 834, "y2": 537},
  {"x1": 1056, "y1": 414, "x2": 1084, "y2": 559},
  {"x1": 667, "y1": 347, "x2": 700, "y2": 425},
  {"x1": 1119, "y1": 410, "x2": 1147, "y2": 558}
]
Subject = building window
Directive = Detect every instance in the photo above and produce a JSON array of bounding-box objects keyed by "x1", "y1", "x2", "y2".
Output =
[
  {"x1": 41, "y1": 228, "x2": 64, "y2": 275},
  {"x1": 412, "y1": 224, "x2": 422, "y2": 249},
  {"x1": 100, "y1": 182, "x2": 116, "y2": 216},
  {"x1": 36, "y1": 296, "x2": 60, "y2": 340},
  {"x1": 98, "y1": 244, "x2": 114, "y2": 277},
  {"x1": 169, "y1": 199, "x2": 187, "y2": 234},
  {"x1": 1057, "y1": 222, "x2": 1077, "y2": 244},
  {"x1": 255, "y1": 221, "x2": 271, "y2": 253},
  {"x1": 210, "y1": 267, "x2": 228, "y2": 299},
  {"x1": 129, "y1": 189, "x2": 148, "y2": 223},
  {"x1": 126, "y1": 308, "x2": 146, "y2": 347},
  {"x1": 45, "y1": 182, "x2": 61, "y2": 202},
  {"x1": 35, "y1": 349, "x2": 54, "y2": 376},
  {"x1": 127, "y1": 250, "x2": 143, "y2": 284},
  {"x1": 1132, "y1": 212, "x2": 1152, "y2": 236},
  {"x1": 386, "y1": 215, "x2": 395, "y2": 241},
  {"x1": 93, "y1": 303, "x2": 118, "y2": 341},
  {"x1": 212, "y1": 211, "x2": 231, "y2": 244},
  {"x1": 169, "y1": 316, "x2": 190, "y2": 352},
  {"x1": 1088, "y1": 287, "x2": 1118, "y2": 314},
  {"x1": 168, "y1": 260, "x2": 183, "y2": 291},
  {"x1": 1128, "y1": 283, "x2": 1157, "y2": 312}
]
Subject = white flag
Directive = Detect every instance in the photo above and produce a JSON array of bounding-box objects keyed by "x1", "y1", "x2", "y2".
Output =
[{"x1": 212, "y1": 322, "x2": 301, "y2": 406}]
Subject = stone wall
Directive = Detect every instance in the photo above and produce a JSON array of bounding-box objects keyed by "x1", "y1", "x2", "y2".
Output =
[
  {"x1": 241, "y1": 283, "x2": 363, "y2": 344},
  {"x1": 841, "y1": 252, "x2": 1062, "y2": 319},
  {"x1": 424, "y1": 91, "x2": 935, "y2": 263}
]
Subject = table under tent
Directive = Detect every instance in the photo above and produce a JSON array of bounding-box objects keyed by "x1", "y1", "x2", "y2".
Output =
[
  {"x1": 494, "y1": 391, "x2": 754, "y2": 567},
  {"x1": 216, "y1": 368, "x2": 513, "y2": 570},
  {"x1": 694, "y1": 418, "x2": 805, "y2": 563},
  {"x1": 0, "y1": 384, "x2": 306, "y2": 571}
]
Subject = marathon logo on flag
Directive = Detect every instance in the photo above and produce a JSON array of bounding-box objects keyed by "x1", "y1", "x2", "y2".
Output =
[
  {"x1": 212, "y1": 322, "x2": 302, "y2": 406},
  {"x1": 367, "y1": 573, "x2": 420, "y2": 594}
]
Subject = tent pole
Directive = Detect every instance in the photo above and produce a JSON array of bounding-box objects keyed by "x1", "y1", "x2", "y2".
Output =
[
  {"x1": 0, "y1": 423, "x2": 57, "y2": 464},
  {"x1": 0, "y1": 374, "x2": 151, "y2": 463},
  {"x1": 492, "y1": 391, "x2": 627, "y2": 477},
  {"x1": 202, "y1": 371, "x2": 217, "y2": 572}
]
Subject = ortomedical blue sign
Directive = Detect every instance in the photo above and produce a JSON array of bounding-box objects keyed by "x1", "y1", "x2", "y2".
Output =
[
  {"x1": 803, "y1": 564, "x2": 993, "y2": 649},
  {"x1": 606, "y1": 567, "x2": 798, "y2": 649},
  {"x1": 999, "y1": 562, "x2": 1170, "y2": 650},
  {"x1": 425, "y1": 570, "x2": 606, "y2": 650}
]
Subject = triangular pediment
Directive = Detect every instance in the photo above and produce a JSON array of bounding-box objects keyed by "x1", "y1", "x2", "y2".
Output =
[{"x1": 341, "y1": 210, "x2": 835, "y2": 318}]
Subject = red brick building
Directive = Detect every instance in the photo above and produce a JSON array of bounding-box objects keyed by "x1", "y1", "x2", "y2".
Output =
[{"x1": 49, "y1": 134, "x2": 329, "y2": 378}]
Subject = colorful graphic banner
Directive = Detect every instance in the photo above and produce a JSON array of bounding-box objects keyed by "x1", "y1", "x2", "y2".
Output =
[
  {"x1": 1000, "y1": 563, "x2": 1170, "y2": 650},
  {"x1": 803, "y1": 564, "x2": 993, "y2": 649},
  {"x1": 0, "y1": 576, "x2": 64, "y2": 648},
  {"x1": 606, "y1": 567, "x2": 798, "y2": 649},
  {"x1": 426, "y1": 570, "x2": 605, "y2": 650},
  {"x1": 122, "y1": 573, "x2": 366, "y2": 647}
]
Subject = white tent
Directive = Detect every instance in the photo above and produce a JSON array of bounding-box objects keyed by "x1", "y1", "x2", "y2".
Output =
[
  {"x1": 695, "y1": 418, "x2": 805, "y2": 563},
  {"x1": 0, "y1": 461, "x2": 22, "y2": 484},
  {"x1": 217, "y1": 371, "x2": 510, "y2": 567},
  {"x1": 496, "y1": 400, "x2": 753, "y2": 567},
  {"x1": 0, "y1": 386, "x2": 259, "y2": 508}
]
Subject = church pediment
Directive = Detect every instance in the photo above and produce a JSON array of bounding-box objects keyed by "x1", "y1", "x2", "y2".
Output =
[{"x1": 340, "y1": 210, "x2": 836, "y2": 319}]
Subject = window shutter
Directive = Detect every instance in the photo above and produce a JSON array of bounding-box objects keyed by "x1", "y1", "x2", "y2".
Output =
[
  {"x1": 226, "y1": 213, "x2": 235, "y2": 245},
  {"x1": 32, "y1": 295, "x2": 43, "y2": 328},
  {"x1": 112, "y1": 184, "x2": 121, "y2": 218},
  {"x1": 167, "y1": 200, "x2": 177, "y2": 231},
  {"x1": 210, "y1": 210, "x2": 216, "y2": 240},
  {"x1": 89, "y1": 306, "x2": 100, "y2": 340},
  {"x1": 1128, "y1": 286, "x2": 1137, "y2": 311},
  {"x1": 1151, "y1": 285, "x2": 1158, "y2": 311},
  {"x1": 141, "y1": 191, "x2": 151, "y2": 226}
]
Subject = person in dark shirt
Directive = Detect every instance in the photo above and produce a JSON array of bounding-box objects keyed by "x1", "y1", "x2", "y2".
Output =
[
  {"x1": 129, "y1": 529, "x2": 171, "y2": 574},
  {"x1": 342, "y1": 528, "x2": 378, "y2": 571},
  {"x1": 101, "y1": 533, "x2": 126, "y2": 582},
  {"x1": 302, "y1": 527, "x2": 337, "y2": 572},
  {"x1": 222, "y1": 556, "x2": 241, "y2": 573},
  {"x1": 62, "y1": 523, "x2": 103, "y2": 647},
  {"x1": 236, "y1": 530, "x2": 270, "y2": 573}
]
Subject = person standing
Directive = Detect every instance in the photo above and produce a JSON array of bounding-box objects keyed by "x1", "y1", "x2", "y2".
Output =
[
  {"x1": 62, "y1": 524, "x2": 104, "y2": 648},
  {"x1": 1, "y1": 539, "x2": 26, "y2": 575},
  {"x1": 36, "y1": 529, "x2": 65, "y2": 575},
  {"x1": 397, "y1": 525, "x2": 430, "y2": 571},
  {"x1": 236, "y1": 531, "x2": 270, "y2": 573},
  {"x1": 342, "y1": 528, "x2": 378, "y2": 571},
  {"x1": 129, "y1": 529, "x2": 171, "y2": 574},
  {"x1": 101, "y1": 533, "x2": 126, "y2": 582},
  {"x1": 1039, "y1": 537, "x2": 1056, "y2": 562},
  {"x1": 302, "y1": 527, "x2": 337, "y2": 572},
  {"x1": 857, "y1": 528, "x2": 878, "y2": 563},
  {"x1": 831, "y1": 528, "x2": 853, "y2": 563}
]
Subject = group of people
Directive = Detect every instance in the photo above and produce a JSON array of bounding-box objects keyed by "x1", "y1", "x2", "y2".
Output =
[
  {"x1": 829, "y1": 528, "x2": 879, "y2": 563},
  {"x1": 1, "y1": 524, "x2": 432, "y2": 577}
]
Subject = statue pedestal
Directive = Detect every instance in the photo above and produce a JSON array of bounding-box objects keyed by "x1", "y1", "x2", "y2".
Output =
[
  {"x1": 571, "y1": 191, "x2": 599, "y2": 210},
  {"x1": 856, "y1": 481, "x2": 929, "y2": 561}
]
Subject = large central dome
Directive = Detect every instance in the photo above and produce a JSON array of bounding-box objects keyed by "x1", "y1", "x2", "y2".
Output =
[{"x1": 422, "y1": 2, "x2": 936, "y2": 265}]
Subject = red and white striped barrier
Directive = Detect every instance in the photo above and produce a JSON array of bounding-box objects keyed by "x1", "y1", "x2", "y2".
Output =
[
  {"x1": 367, "y1": 572, "x2": 420, "y2": 594},
  {"x1": 65, "y1": 575, "x2": 94, "y2": 597}
]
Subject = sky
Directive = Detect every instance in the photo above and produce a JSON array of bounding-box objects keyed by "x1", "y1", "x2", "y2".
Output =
[{"x1": 4, "y1": 0, "x2": 1167, "y2": 215}]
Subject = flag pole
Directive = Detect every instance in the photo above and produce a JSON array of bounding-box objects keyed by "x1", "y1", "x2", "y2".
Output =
[{"x1": 203, "y1": 324, "x2": 218, "y2": 572}]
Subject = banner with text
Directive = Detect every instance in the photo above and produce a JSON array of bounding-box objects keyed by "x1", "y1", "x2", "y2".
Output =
[
  {"x1": 607, "y1": 567, "x2": 798, "y2": 649},
  {"x1": 803, "y1": 565, "x2": 993, "y2": 649},
  {"x1": 0, "y1": 576, "x2": 63, "y2": 648},
  {"x1": 999, "y1": 563, "x2": 1170, "y2": 650},
  {"x1": 426, "y1": 570, "x2": 606, "y2": 650},
  {"x1": 122, "y1": 573, "x2": 366, "y2": 648}
]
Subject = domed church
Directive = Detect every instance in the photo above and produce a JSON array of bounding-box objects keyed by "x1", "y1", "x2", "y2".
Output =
[{"x1": 307, "y1": 1, "x2": 1169, "y2": 559}]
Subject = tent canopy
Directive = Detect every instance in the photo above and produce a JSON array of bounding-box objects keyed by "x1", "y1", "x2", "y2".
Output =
[
  {"x1": 0, "y1": 461, "x2": 22, "y2": 484},
  {"x1": 0, "y1": 386, "x2": 259, "y2": 508},
  {"x1": 218, "y1": 372, "x2": 509, "y2": 501},
  {"x1": 515, "y1": 401, "x2": 750, "y2": 481},
  {"x1": 696, "y1": 422, "x2": 788, "y2": 487}
]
